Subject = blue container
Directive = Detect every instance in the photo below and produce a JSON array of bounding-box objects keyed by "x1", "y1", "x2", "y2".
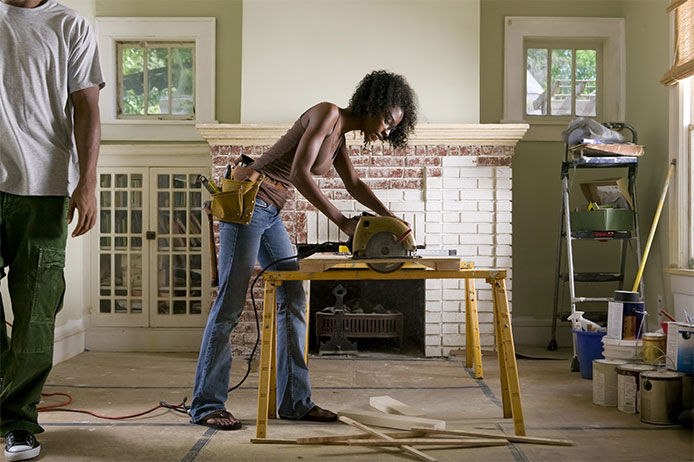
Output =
[{"x1": 574, "y1": 330, "x2": 606, "y2": 379}]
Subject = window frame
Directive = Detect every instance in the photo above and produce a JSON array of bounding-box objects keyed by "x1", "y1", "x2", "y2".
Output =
[
  {"x1": 504, "y1": 16, "x2": 625, "y2": 141},
  {"x1": 523, "y1": 38, "x2": 602, "y2": 122},
  {"x1": 96, "y1": 17, "x2": 216, "y2": 141}
]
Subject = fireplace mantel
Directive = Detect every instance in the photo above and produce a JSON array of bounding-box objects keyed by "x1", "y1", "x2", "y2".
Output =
[{"x1": 196, "y1": 123, "x2": 529, "y2": 147}]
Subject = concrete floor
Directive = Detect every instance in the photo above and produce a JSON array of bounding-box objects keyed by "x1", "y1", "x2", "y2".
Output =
[{"x1": 4, "y1": 351, "x2": 692, "y2": 462}]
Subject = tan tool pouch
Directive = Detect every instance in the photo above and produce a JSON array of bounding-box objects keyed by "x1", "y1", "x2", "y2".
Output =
[{"x1": 210, "y1": 166, "x2": 264, "y2": 225}]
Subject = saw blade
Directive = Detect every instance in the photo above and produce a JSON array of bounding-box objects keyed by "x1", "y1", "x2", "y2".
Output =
[{"x1": 364, "y1": 231, "x2": 408, "y2": 273}]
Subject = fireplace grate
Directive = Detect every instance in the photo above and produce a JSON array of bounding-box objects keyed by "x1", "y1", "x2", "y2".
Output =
[{"x1": 315, "y1": 312, "x2": 403, "y2": 349}]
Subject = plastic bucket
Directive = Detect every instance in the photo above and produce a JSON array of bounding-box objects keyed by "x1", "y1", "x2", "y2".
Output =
[{"x1": 575, "y1": 330, "x2": 606, "y2": 379}]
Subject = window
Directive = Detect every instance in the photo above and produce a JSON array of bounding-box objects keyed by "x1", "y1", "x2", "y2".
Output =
[
  {"x1": 525, "y1": 42, "x2": 599, "y2": 119},
  {"x1": 504, "y1": 17, "x2": 625, "y2": 141},
  {"x1": 96, "y1": 17, "x2": 216, "y2": 141},
  {"x1": 117, "y1": 42, "x2": 195, "y2": 120}
]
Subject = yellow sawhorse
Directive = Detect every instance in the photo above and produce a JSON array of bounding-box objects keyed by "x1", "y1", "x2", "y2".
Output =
[{"x1": 254, "y1": 261, "x2": 524, "y2": 439}]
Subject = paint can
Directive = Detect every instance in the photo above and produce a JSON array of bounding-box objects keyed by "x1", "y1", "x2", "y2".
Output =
[
  {"x1": 642, "y1": 332, "x2": 666, "y2": 364},
  {"x1": 608, "y1": 291, "x2": 645, "y2": 340},
  {"x1": 592, "y1": 359, "x2": 627, "y2": 406},
  {"x1": 616, "y1": 363, "x2": 656, "y2": 414},
  {"x1": 640, "y1": 370, "x2": 684, "y2": 425}
]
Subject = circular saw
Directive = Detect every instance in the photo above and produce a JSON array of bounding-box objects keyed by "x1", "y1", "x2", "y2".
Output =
[{"x1": 351, "y1": 216, "x2": 417, "y2": 273}]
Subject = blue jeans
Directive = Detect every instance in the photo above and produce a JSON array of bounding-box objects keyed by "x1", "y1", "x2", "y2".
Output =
[{"x1": 190, "y1": 199, "x2": 314, "y2": 422}]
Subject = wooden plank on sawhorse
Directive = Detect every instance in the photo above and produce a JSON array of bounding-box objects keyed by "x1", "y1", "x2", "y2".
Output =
[{"x1": 298, "y1": 254, "x2": 462, "y2": 273}]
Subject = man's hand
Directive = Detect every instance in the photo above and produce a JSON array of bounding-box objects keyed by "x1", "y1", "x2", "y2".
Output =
[
  {"x1": 339, "y1": 216, "x2": 361, "y2": 237},
  {"x1": 68, "y1": 180, "x2": 97, "y2": 237}
]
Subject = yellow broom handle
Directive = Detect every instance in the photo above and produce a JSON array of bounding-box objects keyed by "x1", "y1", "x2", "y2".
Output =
[{"x1": 632, "y1": 160, "x2": 677, "y2": 292}]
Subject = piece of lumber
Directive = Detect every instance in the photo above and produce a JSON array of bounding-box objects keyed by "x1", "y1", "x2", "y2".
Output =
[
  {"x1": 410, "y1": 427, "x2": 574, "y2": 446},
  {"x1": 338, "y1": 409, "x2": 445, "y2": 431},
  {"x1": 345, "y1": 438, "x2": 507, "y2": 447},
  {"x1": 296, "y1": 430, "x2": 424, "y2": 444},
  {"x1": 369, "y1": 395, "x2": 426, "y2": 417},
  {"x1": 250, "y1": 438, "x2": 297, "y2": 444},
  {"x1": 339, "y1": 416, "x2": 437, "y2": 462}
]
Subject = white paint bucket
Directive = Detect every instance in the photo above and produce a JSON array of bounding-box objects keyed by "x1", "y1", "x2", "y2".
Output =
[
  {"x1": 616, "y1": 364, "x2": 656, "y2": 414},
  {"x1": 640, "y1": 370, "x2": 684, "y2": 425},
  {"x1": 592, "y1": 359, "x2": 627, "y2": 406}
]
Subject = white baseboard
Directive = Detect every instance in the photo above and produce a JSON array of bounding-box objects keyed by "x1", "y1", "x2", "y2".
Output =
[
  {"x1": 52, "y1": 319, "x2": 86, "y2": 365},
  {"x1": 85, "y1": 327, "x2": 204, "y2": 352}
]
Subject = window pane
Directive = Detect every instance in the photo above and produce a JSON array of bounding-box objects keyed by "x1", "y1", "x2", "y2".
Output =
[
  {"x1": 121, "y1": 47, "x2": 144, "y2": 115},
  {"x1": 147, "y1": 48, "x2": 170, "y2": 115},
  {"x1": 551, "y1": 49, "x2": 572, "y2": 116},
  {"x1": 171, "y1": 47, "x2": 194, "y2": 115},
  {"x1": 526, "y1": 48, "x2": 548, "y2": 115},
  {"x1": 575, "y1": 49, "x2": 597, "y2": 117}
]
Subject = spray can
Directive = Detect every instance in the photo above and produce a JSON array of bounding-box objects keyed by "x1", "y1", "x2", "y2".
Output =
[{"x1": 198, "y1": 175, "x2": 222, "y2": 194}]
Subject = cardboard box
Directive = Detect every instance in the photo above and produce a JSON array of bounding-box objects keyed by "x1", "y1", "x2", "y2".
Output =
[
  {"x1": 666, "y1": 322, "x2": 694, "y2": 373},
  {"x1": 580, "y1": 178, "x2": 634, "y2": 210}
]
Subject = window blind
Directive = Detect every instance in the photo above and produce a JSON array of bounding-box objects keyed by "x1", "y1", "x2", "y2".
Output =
[{"x1": 662, "y1": 0, "x2": 694, "y2": 85}]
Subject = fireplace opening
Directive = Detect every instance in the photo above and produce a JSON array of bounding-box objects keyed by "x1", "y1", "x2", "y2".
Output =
[{"x1": 307, "y1": 279, "x2": 425, "y2": 356}]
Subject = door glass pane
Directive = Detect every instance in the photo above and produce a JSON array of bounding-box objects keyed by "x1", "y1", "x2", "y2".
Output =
[
  {"x1": 526, "y1": 48, "x2": 547, "y2": 116},
  {"x1": 100, "y1": 191, "x2": 111, "y2": 208},
  {"x1": 550, "y1": 49, "x2": 572, "y2": 116},
  {"x1": 100, "y1": 299, "x2": 112, "y2": 313},
  {"x1": 114, "y1": 254, "x2": 127, "y2": 296},
  {"x1": 173, "y1": 174, "x2": 186, "y2": 189},
  {"x1": 158, "y1": 174, "x2": 169, "y2": 189},
  {"x1": 131, "y1": 254, "x2": 142, "y2": 297},
  {"x1": 100, "y1": 174, "x2": 111, "y2": 188},
  {"x1": 131, "y1": 210, "x2": 142, "y2": 233},
  {"x1": 115, "y1": 174, "x2": 128, "y2": 188},
  {"x1": 575, "y1": 49, "x2": 597, "y2": 117},
  {"x1": 131, "y1": 174, "x2": 143, "y2": 188},
  {"x1": 158, "y1": 255, "x2": 170, "y2": 297},
  {"x1": 173, "y1": 300, "x2": 187, "y2": 314},
  {"x1": 115, "y1": 299, "x2": 128, "y2": 313}
]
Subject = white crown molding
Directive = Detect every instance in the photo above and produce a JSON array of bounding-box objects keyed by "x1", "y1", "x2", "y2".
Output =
[{"x1": 195, "y1": 123, "x2": 529, "y2": 147}]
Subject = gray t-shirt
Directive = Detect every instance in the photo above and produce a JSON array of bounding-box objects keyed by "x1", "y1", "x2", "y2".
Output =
[{"x1": 0, "y1": 0, "x2": 104, "y2": 197}]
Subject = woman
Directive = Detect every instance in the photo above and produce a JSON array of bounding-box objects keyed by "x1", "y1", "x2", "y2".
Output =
[{"x1": 190, "y1": 70, "x2": 418, "y2": 430}]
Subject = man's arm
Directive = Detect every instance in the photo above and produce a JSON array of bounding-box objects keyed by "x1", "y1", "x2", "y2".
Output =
[{"x1": 68, "y1": 85, "x2": 101, "y2": 237}]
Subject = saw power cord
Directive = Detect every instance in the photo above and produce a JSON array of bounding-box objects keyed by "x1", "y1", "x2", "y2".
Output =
[{"x1": 3, "y1": 241, "x2": 343, "y2": 420}]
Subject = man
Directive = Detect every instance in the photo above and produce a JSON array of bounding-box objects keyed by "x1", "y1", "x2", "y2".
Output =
[{"x1": 0, "y1": 0, "x2": 104, "y2": 460}]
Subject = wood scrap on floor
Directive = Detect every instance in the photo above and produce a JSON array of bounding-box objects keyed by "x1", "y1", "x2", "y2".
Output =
[
  {"x1": 369, "y1": 395, "x2": 426, "y2": 416},
  {"x1": 337, "y1": 409, "x2": 445, "y2": 430},
  {"x1": 411, "y1": 427, "x2": 574, "y2": 446}
]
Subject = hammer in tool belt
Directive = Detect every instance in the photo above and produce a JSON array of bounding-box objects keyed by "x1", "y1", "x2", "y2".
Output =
[{"x1": 204, "y1": 200, "x2": 219, "y2": 287}]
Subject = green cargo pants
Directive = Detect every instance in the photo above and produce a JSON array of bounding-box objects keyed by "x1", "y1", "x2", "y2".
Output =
[{"x1": 0, "y1": 192, "x2": 69, "y2": 436}]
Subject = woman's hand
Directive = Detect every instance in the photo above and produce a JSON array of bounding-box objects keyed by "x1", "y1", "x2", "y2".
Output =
[{"x1": 339, "y1": 216, "x2": 361, "y2": 237}]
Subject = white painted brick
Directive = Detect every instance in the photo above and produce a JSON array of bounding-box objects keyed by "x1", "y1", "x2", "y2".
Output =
[
  {"x1": 425, "y1": 222, "x2": 442, "y2": 233},
  {"x1": 442, "y1": 312, "x2": 464, "y2": 323},
  {"x1": 443, "y1": 157, "x2": 476, "y2": 167},
  {"x1": 474, "y1": 256, "x2": 495, "y2": 267},
  {"x1": 496, "y1": 256, "x2": 512, "y2": 267},
  {"x1": 391, "y1": 201, "x2": 425, "y2": 212},
  {"x1": 442, "y1": 346, "x2": 464, "y2": 357},
  {"x1": 317, "y1": 213, "x2": 329, "y2": 241},
  {"x1": 425, "y1": 234, "x2": 442, "y2": 245},
  {"x1": 443, "y1": 190, "x2": 459, "y2": 200},
  {"x1": 306, "y1": 211, "x2": 318, "y2": 243},
  {"x1": 443, "y1": 289, "x2": 465, "y2": 301},
  {"x1": 497, "y1": 211, "x2": 512, "y2": 223},
  {"x1": 442, "y1": 301, "x2": 460, "y2": 311},
  {"x1": 442, "y1": 212, "x2": 460, "y2": 223},
  {"x1": 497, "y1": 189, "x2": 511, "y2": 200},
  {"x1": 479, "y1": 323, "x2": 495, "y2": 334},
  {"x1": 425, "y1": 189, "x2": 442, "y2": 200},
  {"x1": 443, "y1": 200, "x2": 472, "y2": 212},
  {"x1": 425, "y1": 212, "x2": 442, "y2": 223},
  {"x1": 425, "y1": 289, "x2": 442, "y2": 301},
  {"x1": 426, "y1": 324, "x2": 442, "y2": 335},
  {"x1": 457, "y1": 245, "x2": 477, "y2": 257},
  {"x1": 442, "y1": 280, "x2": 460, "y2": 289},
  {"x1": 443, "y1": 178, "x2": 468, "y2": 189},
  {"x1": 442, "y1": 234, "x2": 458, "y2": 245},
  {"x1": 425, "y1": 301, "x2": 442, "y2": 312},
  {"x1": 480, "y1": 333, "x2": 496, "y2": 347},
  {"x1": 425, "y1": 279, "x2": 442, "y2": 290},
  {"x1": 478, "y1": 312, "x2": 494, "y2": 323},
  {"x1": 332, "y1": 200, "x2": 355, "y2": 211},
  {"x1": 447, "y1": 223, "x2": 477, "y2": 234},
  {"x1": 478, "y1": 200, "x2": 494, "y2": 212},
  {"x1": 443, "y1": 334, "x2": 465, "y2": 346},
  {"x1": 460, "y1": 166, "x2": 492, "y2": 178},
  {"x1": 477, "y1": 246, "x2": 493, "y2": 256},
  {"x1": 460, "y1": 233, "x2": 493, "y2": 245},
  {"x1": 426, "y1": 335, "x2": 442, "y2": 346},
  {"x1": 461, "y1": 211, "x2": 494, "y2": 223},
  {"x1": 426, "y1": 346, "x2": 443, "y2": 357},
  {"x1": 427, "y1": 201, "x2": 442, "y2": 211},
  {"x1": 497, "y1": 178, "x2": 512, "y2": 189},
  {"x1": 459, "y1": 179, "x2": 478, "y2": 189},
  {"x1": 495, "y1": 166, "x2": 512, "y2": 179},
  {"x1": 478, "y1": 223, "x2": 494, "y2": 234},
  {"x1": 478, "y1": 178, "x2": 494, "y2": 189},
  {"x1": 426, "y1": 178, "x2": 443, "y2": 189},
  {"x1": 442, "y1": 323, "x2": 459, "y2": 334},
  {"x1": 497, "y1": 245, "x2": 512, "y2": 256},
  {"x1": 477, "y1": 300, "x2": 494, "y2": 312},
  {"x1": 496, "y1": 234, "x2": 512, "y2": 245},
  {"x1": 497, "y1": 200, "x2": 512, "y2": 212},
  {"x1": 383, "y1": 189, "x2": 405, "y2": 201},
  {"x1": 463, "y1": 189, "x2": 495, "y2": 200},
  {"x1": 477, "y1": 290, "x2": 493, "y2": 301},
  {"x1": 403, "y1": 190, "x2": 422, "y2": 201},
  {"x1": 426, "y1": 312, "x2": 442, "y2": 323},
  {"x1": 497, "y1": 223, "x2": 512, "y2": 233},
  {"x1": 442, "y1": 167, "x2": 460, "y2": 178}
]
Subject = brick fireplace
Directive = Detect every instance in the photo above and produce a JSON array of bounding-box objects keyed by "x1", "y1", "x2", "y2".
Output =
[{"x1": 197, "y1": 123, "x2": 528, "y2": 357}]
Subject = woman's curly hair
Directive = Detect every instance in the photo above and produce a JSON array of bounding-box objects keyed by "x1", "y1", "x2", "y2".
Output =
[{"x1": 348, "y1": 70, "x2": 418, "y2": 148}]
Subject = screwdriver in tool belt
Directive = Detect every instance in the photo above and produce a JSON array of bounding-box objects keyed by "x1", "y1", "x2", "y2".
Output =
[{"x1": 198, "y1": 175, "x2": 222, "y2": 194}]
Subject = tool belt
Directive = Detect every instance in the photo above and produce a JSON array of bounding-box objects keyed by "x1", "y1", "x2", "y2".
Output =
[{"x1": 209, "y1": 156, "x2": 285, "y2": 225}]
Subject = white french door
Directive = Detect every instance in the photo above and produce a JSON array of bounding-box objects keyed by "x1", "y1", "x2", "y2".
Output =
[{"x1": 92, "y1": 167, "x2": 210, "y2": 328}]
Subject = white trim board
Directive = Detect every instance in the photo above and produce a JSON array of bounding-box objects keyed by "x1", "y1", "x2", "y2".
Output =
[{"x1": 503, "y1": 16, "x2": 626, "y2": 141}]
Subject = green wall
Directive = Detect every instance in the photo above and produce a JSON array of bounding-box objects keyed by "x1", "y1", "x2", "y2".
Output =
[
  {"x1": 95, "y1": 0, "x2": 243, "y2": 123},
  {"x1": 481, "y1": 0, "x2": 670, "y2": 343}
]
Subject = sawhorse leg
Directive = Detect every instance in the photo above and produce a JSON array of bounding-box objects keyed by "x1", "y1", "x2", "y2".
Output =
[
  {"x1": 465, "y1": 277, "x2": 483, "y2": 378},
  {"x1": 489, "y1": 277, "x2": 525, "y2": 436},
  {"x1": 256, "y1": 280, "x2": 278, "y2": 438}
]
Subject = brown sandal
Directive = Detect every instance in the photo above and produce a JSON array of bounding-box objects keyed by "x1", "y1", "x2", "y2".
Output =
[{"x1": 197, "y1": 410, "x2": 242, "y2": 431}]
